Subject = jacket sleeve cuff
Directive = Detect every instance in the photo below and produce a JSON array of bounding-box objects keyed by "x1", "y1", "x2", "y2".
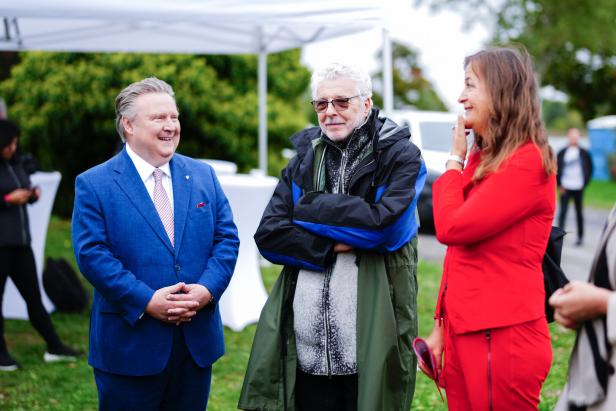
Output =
[
  {"x1": 196, "y1": 278, "x2": 220, "y2": 312},
  {"x1": 1, "y1": 194, "x2": 11, "y2": 208},
  {"x1": 123, "y1": 285, "x2": 155, "y2": 326}
]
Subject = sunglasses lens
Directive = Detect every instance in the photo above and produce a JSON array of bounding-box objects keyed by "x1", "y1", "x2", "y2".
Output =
[
  {"x1": 332, "y1": 99, "x2": 350, "y2": 110},
  {"x1": 313, "y1": 101, "x2": 328, "y2": 112}
]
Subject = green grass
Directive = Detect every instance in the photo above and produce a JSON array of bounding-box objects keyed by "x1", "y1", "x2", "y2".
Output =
[
  {"x1": 585, "y1": 180, "x2": 616, "y2": 209},
  {"x1": 0, "y1": 218, "x2": 575, "y2": 410}
]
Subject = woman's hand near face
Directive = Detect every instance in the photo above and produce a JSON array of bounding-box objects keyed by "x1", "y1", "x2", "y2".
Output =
[
  {"x1": 451, "y1": 116, "x2": 468, "y2": 158},
  {"x1": 549, "y1": 281, "x2": 613, "y2": 328},
  {"x1": 446, "y1": 115, "x2": 469, "y2": 171}
]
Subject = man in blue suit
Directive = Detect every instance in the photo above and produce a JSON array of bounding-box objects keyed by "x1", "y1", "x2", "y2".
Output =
[{"x1": 72, "y1": 77, "x2": 239, "y2": 410}]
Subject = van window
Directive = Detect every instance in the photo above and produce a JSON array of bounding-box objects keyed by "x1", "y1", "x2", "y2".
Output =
[{"x1": 419, "y1": 121, "x2": 454, "y2": 152}]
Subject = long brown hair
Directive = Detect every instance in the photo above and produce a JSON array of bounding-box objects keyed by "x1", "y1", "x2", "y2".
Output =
[{"x1": 465, "y1": 47, "x2": 556, "y2": 180}]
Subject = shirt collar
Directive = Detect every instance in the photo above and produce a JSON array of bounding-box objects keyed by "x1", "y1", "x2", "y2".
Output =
[{"x1": 125, "y1": 143, "x2": 171, "y2": 182}]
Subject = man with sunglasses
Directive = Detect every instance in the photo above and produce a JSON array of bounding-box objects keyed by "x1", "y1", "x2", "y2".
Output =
[{"x1": 240, "y1": 63, "x2": 426, "y2": 411}]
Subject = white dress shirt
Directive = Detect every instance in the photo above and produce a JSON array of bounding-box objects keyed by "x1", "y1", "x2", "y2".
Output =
[
  {"x1": 561, "y1": 146, "x2": 585, "y2": 191},
  {"x1": 125, "y1": 143, "x2": 175, "y2": 320},
  {"x1": 125, "y1": 143, "x2": 174, "y2": 209}
]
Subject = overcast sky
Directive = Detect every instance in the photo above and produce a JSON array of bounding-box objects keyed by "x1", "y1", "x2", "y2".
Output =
[{"x1": 301, "y1": 1, "x2": 490, "y2": 112}]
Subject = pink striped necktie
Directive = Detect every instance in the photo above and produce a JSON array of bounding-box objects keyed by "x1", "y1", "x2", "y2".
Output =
[{"x1": 152, "y1": 168, "x2": 174, "y2": 246}]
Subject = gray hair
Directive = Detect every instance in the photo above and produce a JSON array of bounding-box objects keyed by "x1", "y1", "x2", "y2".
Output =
[
  {"x1": 310, "y1": 63, "x2": 373, "y2": 101},
  {"x1": 115, "y1": 77, "x2": 176, "y2": 142},
  {"x1": 0, "y1": 97, "x2": 7, "y2": 119}
]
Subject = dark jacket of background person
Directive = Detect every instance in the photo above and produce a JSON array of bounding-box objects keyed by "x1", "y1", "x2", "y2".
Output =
[
  {"x1": 0, "y1": 155, "x2": 36, "y2": 246},
  {"x1": 556, "y1": 145, "x2": 593, "y2": 188},
  {"x1": 433, "y1": 142, "x2": 556, "y2": 333},
  {"x1": 239, "y1": 109, "x2": 426, "y2": 411},
  {"x1": 0, "y1": 119, "x2": 78, "y2": 369}
]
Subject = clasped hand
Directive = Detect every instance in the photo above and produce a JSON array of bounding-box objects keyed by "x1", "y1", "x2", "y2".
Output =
[
  {"x1": 549, "y1": 281, "x2": 612, "y2": 329},
  {"x1": 145, "y1": 282, "x2": 213, "y2": 325}
]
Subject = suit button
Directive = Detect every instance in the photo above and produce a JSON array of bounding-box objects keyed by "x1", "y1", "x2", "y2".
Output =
[{"x1": 175, "y1": 264, "x2": 180, "y2": 272}]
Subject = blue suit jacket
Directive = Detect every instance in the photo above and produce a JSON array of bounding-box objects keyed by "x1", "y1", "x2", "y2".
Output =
[{"x1": 72, "y1": 149, "x2": 239, "y2": 376}]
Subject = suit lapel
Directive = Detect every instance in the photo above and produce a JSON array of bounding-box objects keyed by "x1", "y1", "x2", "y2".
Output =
[
  {"x1": 112, "y1": 149, "x2": 174, "y2": 254},
  {"x1": 171, "y1": 155, "x2": 192, "y2": 256}
]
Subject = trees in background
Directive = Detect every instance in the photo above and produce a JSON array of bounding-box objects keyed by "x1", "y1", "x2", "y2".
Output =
[
  {"x1": 0, "y1": 51, "x2": 311, "y2": 216},
  {"x1": 0, "y1": 42, "x2": 449, "y2": 217},
  {"x1": 372, "y1": 41, "x2": 447, "y2": 111},
  {"x1": 542, "y1": 99, "x2": 584, "y2": 133},
  {"x1": 424, "y1": 0, "x2": 616, "y2": 122}
]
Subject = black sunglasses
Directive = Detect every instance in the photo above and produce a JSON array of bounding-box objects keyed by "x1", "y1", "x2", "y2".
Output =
[{"x1": 310, "y1": 95, "x2": 360, "y2": 113}]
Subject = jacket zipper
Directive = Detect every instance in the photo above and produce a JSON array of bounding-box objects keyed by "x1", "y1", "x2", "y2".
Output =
[
  {"x1": 486, "y1": 330, "x2": 493, "y2": 411},
  {"x1": 6, "y1": 163, "x2": 28, "y2": 244},
  {"x1": 338, "y1": 149, "x2": 348, "y2": 194},
  {"x1": 437, "y1": 252, "x2": 450, "y2": 324},
  {"x1": 315, "y1": 145, "x2": 327, "y2": 191},
  {"x1": 323, "y1": 266, "x2": 333, "y2": 377},
  {"x1": 348, "y1": 158, "x2": 375, "y2": 191},
  {"x1": 437, "y1": 283, "x2": 447, "y2": 326}
]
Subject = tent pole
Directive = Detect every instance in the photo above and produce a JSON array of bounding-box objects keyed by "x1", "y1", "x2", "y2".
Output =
[
  {"x1": 382, "y1": 27, "x2": 393, "y2": 116},
  {"x1": 258, "y1": 44, "x2": 268, "y2": 174}
]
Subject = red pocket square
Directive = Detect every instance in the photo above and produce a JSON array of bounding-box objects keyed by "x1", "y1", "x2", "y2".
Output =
[{"x1": 196, "y1": 202, "x2": 206, "y2": 208}]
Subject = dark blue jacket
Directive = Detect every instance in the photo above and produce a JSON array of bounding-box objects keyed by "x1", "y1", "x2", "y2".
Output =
[
  {"x1": 72, "y1": 149, "x2": 239, "y2": 375},
  {"x1": 255, "y1": 109, "x2": 426, "y2": 271}
]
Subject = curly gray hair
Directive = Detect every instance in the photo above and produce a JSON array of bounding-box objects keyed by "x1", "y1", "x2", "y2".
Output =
[{"x1": 310, "y1": 63, "x2": 373, "y2": 103}]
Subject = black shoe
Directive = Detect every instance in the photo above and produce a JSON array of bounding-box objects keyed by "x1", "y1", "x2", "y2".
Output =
[
  {"x1": 44, "y1": 344, "x2": 83, "y2": 363},
  {"x1": 0, "y1": 351, "x2": 21, "y2": 371},
  {"x1": 575, "y1": 238, "x2": 583, "y2": 247}
]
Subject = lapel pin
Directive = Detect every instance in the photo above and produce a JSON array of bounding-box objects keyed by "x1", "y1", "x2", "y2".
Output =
[
  {"x1": 197, "y1": 202, "x2": 206, "y2": 208},
  {"x1": 185, "y1": 175, "x2": 190, "y2": 180}
]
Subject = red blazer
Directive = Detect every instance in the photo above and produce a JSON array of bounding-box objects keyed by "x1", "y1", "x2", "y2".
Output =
[{"x1": 433, "y1": 142, "x2": 555, "y2": 334}]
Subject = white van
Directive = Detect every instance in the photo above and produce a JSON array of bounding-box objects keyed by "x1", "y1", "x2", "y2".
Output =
[{"x1": 390, "y1": 110, "x2": 459, "y2": 231}]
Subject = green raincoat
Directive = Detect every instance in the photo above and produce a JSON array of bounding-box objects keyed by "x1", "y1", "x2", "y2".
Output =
[{"x1": 238, "y1": 239, "x2": 418, "y2": 411}]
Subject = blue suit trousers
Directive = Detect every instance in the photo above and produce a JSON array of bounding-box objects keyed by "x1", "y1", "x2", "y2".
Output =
[{"x1": 94, "y1": 327, "x2": 212, "y2": 411}]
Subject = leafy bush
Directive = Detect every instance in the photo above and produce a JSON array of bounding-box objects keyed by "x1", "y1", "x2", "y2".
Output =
[{"x1": 0, "y1": 51, "x2": 311, "y2": 216}]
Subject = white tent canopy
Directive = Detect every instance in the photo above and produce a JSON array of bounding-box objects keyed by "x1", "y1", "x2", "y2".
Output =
[
  {"x1": 1, "y1": 0, "x2": 393, "y2": 172},
  {"x1": 0, "y1": 0, "x2": 383, "y2": 54}
]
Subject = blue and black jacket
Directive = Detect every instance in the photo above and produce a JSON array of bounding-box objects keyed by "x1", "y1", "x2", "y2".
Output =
[{"x1": 255, "y1": 108, "x2": 426, "y2": 271}]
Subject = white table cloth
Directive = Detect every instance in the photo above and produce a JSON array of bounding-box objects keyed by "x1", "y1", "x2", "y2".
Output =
[{"x1": 217, "y1": 172, "x2": 277, "y2": 331}]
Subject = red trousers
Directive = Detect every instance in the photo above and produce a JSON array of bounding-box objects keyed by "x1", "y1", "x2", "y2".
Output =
[{"x1": 443, "y1": 317, "x2": 552, "y2": 411}]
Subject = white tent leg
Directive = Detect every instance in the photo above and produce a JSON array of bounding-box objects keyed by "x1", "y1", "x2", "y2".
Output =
[
  {"x1": 382, "y1": 27, "x2": 393, "y2": 115},
  {"x1": 258, "y1": 50, "x2": 267, "y2": 174}
]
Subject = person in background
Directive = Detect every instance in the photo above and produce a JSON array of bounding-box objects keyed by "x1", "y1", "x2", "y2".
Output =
[
  {"x1": 239, "y1": 62, "x2": 425, "y2": 411},
  {"x1": 72, "y1": 77, "x2": 239, "y2": 410},
  {"x1": 550, "y1": 204, "x2": 616, "y2": 411},
  {"x1": 0, "y1": 119, "x2": 81, "y2": 371},
  {"x1": 422, "y1": 47, "x2": 556, "y2": 410},
  {"x1": 557, "y1": 127, "x2": 593, "y2": 246}
]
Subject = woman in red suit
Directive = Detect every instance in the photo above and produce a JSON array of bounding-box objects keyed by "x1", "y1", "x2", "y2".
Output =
[{"x1": 422, "y1": 47, "x2": 556, "y2": 410}]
